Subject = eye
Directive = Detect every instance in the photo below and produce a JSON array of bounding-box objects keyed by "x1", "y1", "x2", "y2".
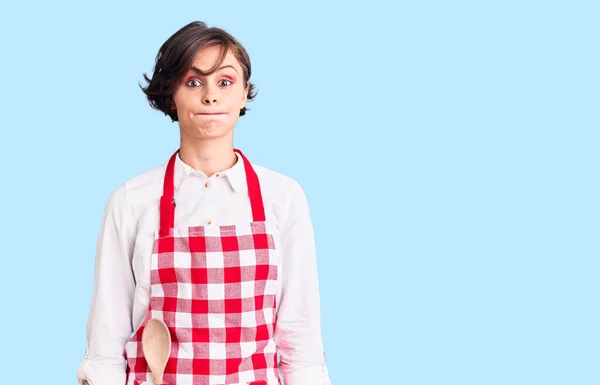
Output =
[
  {"x1": 186, "y1": 79, "x2": 202, "y2": 87},
  {"x1": 219, "y1": 79, "x2": 233, "y2": 86}
]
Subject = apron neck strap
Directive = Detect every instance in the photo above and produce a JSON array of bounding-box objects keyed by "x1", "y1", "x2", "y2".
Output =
[{"x1": 159, "y1": 148, "x2": 265, "y2": 237}]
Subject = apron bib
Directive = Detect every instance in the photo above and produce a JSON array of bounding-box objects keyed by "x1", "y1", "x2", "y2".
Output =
[{"x1": 125, "y1": 149, "x2": 281, "y2": 385}]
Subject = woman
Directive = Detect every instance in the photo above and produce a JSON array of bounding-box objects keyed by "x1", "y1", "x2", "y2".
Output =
[{"x1": 77, "y1": 21, "x2": 330, "y2": 385}]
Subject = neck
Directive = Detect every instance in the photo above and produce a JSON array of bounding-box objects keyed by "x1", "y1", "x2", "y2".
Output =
[{"x1": 178, "y1": 134, "x2": 237, "y2": 177}]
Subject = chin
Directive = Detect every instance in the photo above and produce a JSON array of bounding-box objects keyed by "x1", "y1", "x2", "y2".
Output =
[{"x1": 182, "y1": 123, "x2": 233, "y2": 140}]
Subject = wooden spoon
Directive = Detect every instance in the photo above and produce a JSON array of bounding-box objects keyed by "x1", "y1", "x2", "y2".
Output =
[{"x1": 141, "y1": 318, "x2": 171, "y2": 384}]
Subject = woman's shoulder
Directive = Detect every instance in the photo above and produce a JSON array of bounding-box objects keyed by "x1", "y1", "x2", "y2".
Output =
[
  {"x1": 124, "y1": 163, "x2": 166, "y2": 192},
  {"x1": 250, "y1": 163, "x2": 314, "y2": 234},
  {"x1": 251, "y1": 163, "x2": 309, "y2": 214},
  {"x1": 108, "y1": 163, "x2": 167, "y2": 210},
  {"x1": 253, "y1": 163, "x2": 304, "y2": 195}
]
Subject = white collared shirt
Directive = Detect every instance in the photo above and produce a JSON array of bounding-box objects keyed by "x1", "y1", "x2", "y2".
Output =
[{"x1": 77, "y1": 151, "x2": 331, "y2": 385}]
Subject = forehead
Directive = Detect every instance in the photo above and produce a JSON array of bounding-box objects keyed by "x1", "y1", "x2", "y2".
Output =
[{"x1": 190, "y1": 45, "x2": 242, "y2": 72}]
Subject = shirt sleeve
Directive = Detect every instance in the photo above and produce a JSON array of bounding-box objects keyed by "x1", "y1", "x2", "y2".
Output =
[
  {"x1": 77, "y1": 184, "x2": 135, "y2": 385},
  {"x1": 274, "y1": 180, "x2": 331, "y2": 385}
]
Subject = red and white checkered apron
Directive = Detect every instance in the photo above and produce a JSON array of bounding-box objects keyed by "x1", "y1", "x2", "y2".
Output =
[{"x1": 125, "y1": 149, "x2": 281, "y2": 385}]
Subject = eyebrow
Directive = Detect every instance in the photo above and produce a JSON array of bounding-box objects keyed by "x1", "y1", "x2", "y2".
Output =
[{"x1": 189, "y1": 65, "x2": 239, "y2": 75}]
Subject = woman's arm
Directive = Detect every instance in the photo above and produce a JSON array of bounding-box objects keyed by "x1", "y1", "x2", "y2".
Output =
[
  {"x1": 77, "y1": 184, "x2": 136, "y2": 385},
  {"x1": 274, "y1": 180, "x2": 331, "y2": 385}
]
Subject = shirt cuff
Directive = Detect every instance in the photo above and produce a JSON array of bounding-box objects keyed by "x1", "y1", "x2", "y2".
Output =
[
  {"x1": 77, "y1": 356, "x2": 127, "y2": 385},
  {"x1": 282, "y1": 364, "x2": 331, "y2": 385}
]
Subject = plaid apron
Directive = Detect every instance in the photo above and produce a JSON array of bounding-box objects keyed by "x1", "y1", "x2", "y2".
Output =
[{"x1": 125, "y1": 149, "x2": 280, "y2": 385}]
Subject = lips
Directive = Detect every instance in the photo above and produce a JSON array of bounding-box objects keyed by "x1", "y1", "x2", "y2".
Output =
[{"x1": 195, "y1": 112, "x2": 227, "y2": 115}]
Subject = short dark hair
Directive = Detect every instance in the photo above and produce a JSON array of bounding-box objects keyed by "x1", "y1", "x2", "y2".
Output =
[{"x1": 140, "y1": 21, "x2": 257, "y2": 122}]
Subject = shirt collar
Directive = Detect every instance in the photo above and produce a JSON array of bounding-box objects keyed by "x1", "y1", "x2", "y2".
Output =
[{"x1": 170, "y1": 151, "x2": 247, "y2": 193}]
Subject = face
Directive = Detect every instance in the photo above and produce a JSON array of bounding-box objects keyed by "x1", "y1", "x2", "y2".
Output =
[{"x1": 172, "y1": 45, "x2": 248, "y2": 141}]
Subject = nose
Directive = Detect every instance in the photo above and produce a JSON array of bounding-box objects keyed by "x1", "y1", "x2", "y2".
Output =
[
  {"x1": 202, "y1": 85, "x2": 218, "y2": 105},
  {"x1": 202, "y1": 96, "x2": 217, "y2": 105}
]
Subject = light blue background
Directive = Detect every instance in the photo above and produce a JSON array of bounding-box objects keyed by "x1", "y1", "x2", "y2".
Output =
[{"x1": 0, "y1": 1, "x2": 598, "y2": 384}]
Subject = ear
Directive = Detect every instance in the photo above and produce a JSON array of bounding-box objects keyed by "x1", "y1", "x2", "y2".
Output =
[{"x1": 240, "y1": 84, "x2": 249, "y2": 109}]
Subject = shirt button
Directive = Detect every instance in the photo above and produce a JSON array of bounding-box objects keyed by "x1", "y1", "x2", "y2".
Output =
[
  {"x1": 215, "y1": 173, "x2": 220, "y2": 177},
  {"x1": 205, "y1": 219, "x2": 212, "y2": 225},
  {"x1": 204, "y1": 181, "x2": 210, "y2": 188}
]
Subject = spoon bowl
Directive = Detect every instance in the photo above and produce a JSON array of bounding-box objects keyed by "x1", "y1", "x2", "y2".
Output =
[{"x1": 141, "y1": 318, "x2": 171, "y2": 384}]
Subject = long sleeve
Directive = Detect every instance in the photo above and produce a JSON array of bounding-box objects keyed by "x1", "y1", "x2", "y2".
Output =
[
  {"x1": 274, "y1": 180, "x2": 331, "y2": 385},
  {"x1": 77, "y1": 184, "x2": 136, "y2": 385}
]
